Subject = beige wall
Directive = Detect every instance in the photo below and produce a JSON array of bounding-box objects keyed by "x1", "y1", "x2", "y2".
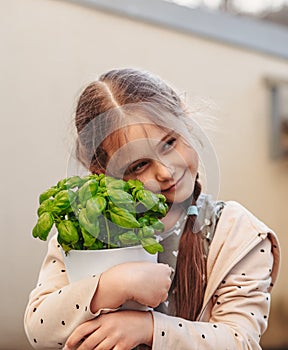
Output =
[{"x1": 1, "y1": 0, "x2": 287, "y2": 348}]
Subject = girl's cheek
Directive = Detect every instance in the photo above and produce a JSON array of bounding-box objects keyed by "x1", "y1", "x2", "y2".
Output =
[{"x1": 142, "y1": 179, "x2": 162, "y2": 193}]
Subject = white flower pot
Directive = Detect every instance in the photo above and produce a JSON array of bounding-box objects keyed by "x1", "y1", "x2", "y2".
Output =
[{"x1": 62, "y1": 245, "x2": 158, "y2": 310}]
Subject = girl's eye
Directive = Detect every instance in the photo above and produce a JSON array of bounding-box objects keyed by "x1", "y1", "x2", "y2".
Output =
[
  {"x1": 127, "y1": 160, "x2": 149, "y2": 175},
  {"x1": 162, "y1": 137, "x2": 176, "y2": 151}
]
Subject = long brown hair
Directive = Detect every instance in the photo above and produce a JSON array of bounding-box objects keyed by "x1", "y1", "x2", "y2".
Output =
[
  {"x1": 172, "y1": 175, "x2": 206, "y2": 320},
  {"x1": 74, "y1": 68, "x2": 206, "y2": 320}
]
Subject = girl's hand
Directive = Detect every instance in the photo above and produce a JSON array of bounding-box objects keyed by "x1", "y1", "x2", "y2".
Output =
[
  {"x1": 91, "y1": 262, "x2": 171, "y2": 313},
  {"x1": 123, "y1": 262, "x2": 172, "y2": 307},
  {"x1": 64, "y1": 310, "x2": 153, "y2": 350}
]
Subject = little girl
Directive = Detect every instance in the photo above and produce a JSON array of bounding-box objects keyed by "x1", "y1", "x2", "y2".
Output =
[{"x1": 24, "y1": 68, "x2": 280, "y2": 350}]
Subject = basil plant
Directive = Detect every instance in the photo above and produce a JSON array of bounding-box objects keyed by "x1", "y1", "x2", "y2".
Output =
[{"x1": 32, "y1": 174, "x2": 168, "y2": 254}]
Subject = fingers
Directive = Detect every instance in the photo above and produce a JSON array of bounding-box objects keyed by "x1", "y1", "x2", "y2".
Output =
[
  {"x1": 92, "y1": 337, "x2": 117, "y2": 350},
  {"x1": 146, "y1": 263, "x2": 172, "y2": 307},
  {"x1": 160, "y1": 263, "x2": 174, "y2": 280},
  {"x1": 161, "y1": 263, "x2": 173, "y2": 287},
  {"x1": 65, "y1": 319, "x2": 101, "y2": 350},
  {"x1": 74, "y1": 332, "x2": 107, "y2": 350},
  {"x1": 64, "y1": 311, "x2": 146, "y2": 350}
]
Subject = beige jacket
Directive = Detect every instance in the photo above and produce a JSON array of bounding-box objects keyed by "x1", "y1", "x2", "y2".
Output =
[{"x1": 24, "y1": 201, "x2": 280, "y2": 350}]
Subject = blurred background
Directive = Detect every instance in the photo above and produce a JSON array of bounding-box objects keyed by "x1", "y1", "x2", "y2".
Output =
[{"x1": 0, "y1": 0, "x2": 287, "y2": 348}]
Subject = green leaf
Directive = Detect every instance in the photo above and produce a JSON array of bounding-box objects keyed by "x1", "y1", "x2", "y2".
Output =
[
  {"x1": 107, "y1": 189, "x2": 135, "y2": 211},
  {"x1": 65, "y1": 176, "x2": 84, "y2": 189},
  {"x1": 157, "y1": 194, "x2": 167, "y2": 203},
  {"x1": 135, "y1": 189, "x2": 159, "y2": 209},
  {"x1": 86, "y1": 196, "x2": 106, "y2": 220},
  {"x1": 99, "y1": 175, "x2": 112, "y2": 188},
  {"x1": 111, "y1": 201, "x2": 135, "y2": 213},
  {"x1": 149, "y1": 217, "x2": 165, "y2": 232},
  {"x1": 140, "y1": 226, "x2": 155, "y2": 238},
  {"x1": 87, "y1": 239, "x2": 104, "y2": 250},
  {"x1": 138, "y1": 216, "x2": 150, "y2": 227},
  {"x1": 99, "y1": 175, "x2": 128, "y2": 190},
  {"x1": 71, "y1": 241, "x2": 83, "y2": 250},
  {"x1": 108, "y1": 189, "x2": 134, "y2": 202},
  {"x1": 109, "y1": 206, "x2": 140, "y2": 228},
  {"x1": 57, "y1": 220, "x2": 79, "y2": 244},
  {"x1": 140, "y1": 237, "x2": 164, "y2": 254},
  {"x1": 32, "y1": 212, "x2": 54, "y2": 241},
  {"x1": 127, "y1": 179, "x2": 144, "y2": 192},
  {"x1": 57, "y1": 178, "x2": 67, "y2": 190},
  {"x1": 151, "y1": 202, "x2": 168, "y2": 216},
  {"x1": 78, "y1": 208, "x2": 100, "y2": 237},
  {"x1": 54, "y1": 190, "x2": 75, "y2": 211},
  {"x1": 37, "y1": 199, "x2": 57, "y2": 216},
  {"x1": 77, "y1": 179, "x2": 99, "y2": 207},
  {"x1": 119, "y1": 231, "x2": 140, "y2": 246},
  {"x1": 39, "y1": 186, "x2": 59, "y2": 204},
  {"x1": 107, "y1": 179, "x2": 129, "y2": 191},
  {"x1": 96, "y1": 173, "x2": 105, "y2": 182},
  {"x1": 81, "y1": 227, "x2": 96, "y2": 248},
  {"x1": 57, "y1": 234, "x2": 72, "y2": 253}
]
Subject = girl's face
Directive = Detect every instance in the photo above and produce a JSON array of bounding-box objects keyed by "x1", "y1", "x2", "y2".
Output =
[{"x1": 104, "y1": 123, "x2": 199, "y2": 204}]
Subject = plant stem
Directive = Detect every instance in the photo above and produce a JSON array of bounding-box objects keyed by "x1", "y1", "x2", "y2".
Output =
[
  {"x1": 53, "y1": 214, "x2": 61, "y2": 224},
  {"x1": 104, "y1": 215, "x2": 111, "y2": 249}
]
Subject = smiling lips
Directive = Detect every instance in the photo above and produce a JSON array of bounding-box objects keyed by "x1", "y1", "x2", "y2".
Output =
[{"x1": 161, "y1": 171, "x2": 185, "y2": 192}]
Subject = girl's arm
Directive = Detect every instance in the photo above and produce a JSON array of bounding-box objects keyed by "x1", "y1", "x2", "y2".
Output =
[
  {"x1": 24, "y1": 234, "x2": 171, "y2": 350},
  {"x1": 90, "y1": 261, "x2": 171, "y2": 313},
  {"x1": 24, "y1": 235, "x2": 104, "y2": 350}
]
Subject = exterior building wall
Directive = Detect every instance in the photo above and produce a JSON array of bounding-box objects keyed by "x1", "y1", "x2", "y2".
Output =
[{"x1": 1, "y1": 0, "x2": 287, "y2": 348}]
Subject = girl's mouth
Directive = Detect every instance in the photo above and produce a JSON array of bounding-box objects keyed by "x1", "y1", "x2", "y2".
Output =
[{"x1": 162, "y1": 171, "x2": 185, "y2": 193}]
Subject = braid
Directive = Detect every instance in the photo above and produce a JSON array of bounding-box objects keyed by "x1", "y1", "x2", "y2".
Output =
[{"x1": 172, "y1": 176, "x2": 206, "y2": 320}]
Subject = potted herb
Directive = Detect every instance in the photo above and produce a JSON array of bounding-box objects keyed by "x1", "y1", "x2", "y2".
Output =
[{"x1": 32, "y1": 174, "x2": 168, "y2": 288}]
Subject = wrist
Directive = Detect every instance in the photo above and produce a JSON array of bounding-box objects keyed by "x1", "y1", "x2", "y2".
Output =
[
  {"x1": 112, "y1": 264, "x2": 131, "y2": 304},
  {"x1": 142, "y1": 311, "x2": 154, "y2": 347},
  {"x1": 91, "y1": 266, "x2": 129, "y2": 313},
  {"x1": 119, "y1": 262, "x2": 136, "y2": 301}
]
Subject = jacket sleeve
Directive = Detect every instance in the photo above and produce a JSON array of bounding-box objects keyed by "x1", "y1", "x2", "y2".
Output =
[
  {"x1": 24, "y1": 235, "x2": 114, "y2": 350},
  {"x1": 151, "y1": 236, "x2": 276, "y2": 349}
]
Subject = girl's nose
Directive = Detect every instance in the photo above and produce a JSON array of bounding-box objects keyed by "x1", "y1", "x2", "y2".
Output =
[{"x1": 155, "y1": 161, "x2": 175, "y2": 182}]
